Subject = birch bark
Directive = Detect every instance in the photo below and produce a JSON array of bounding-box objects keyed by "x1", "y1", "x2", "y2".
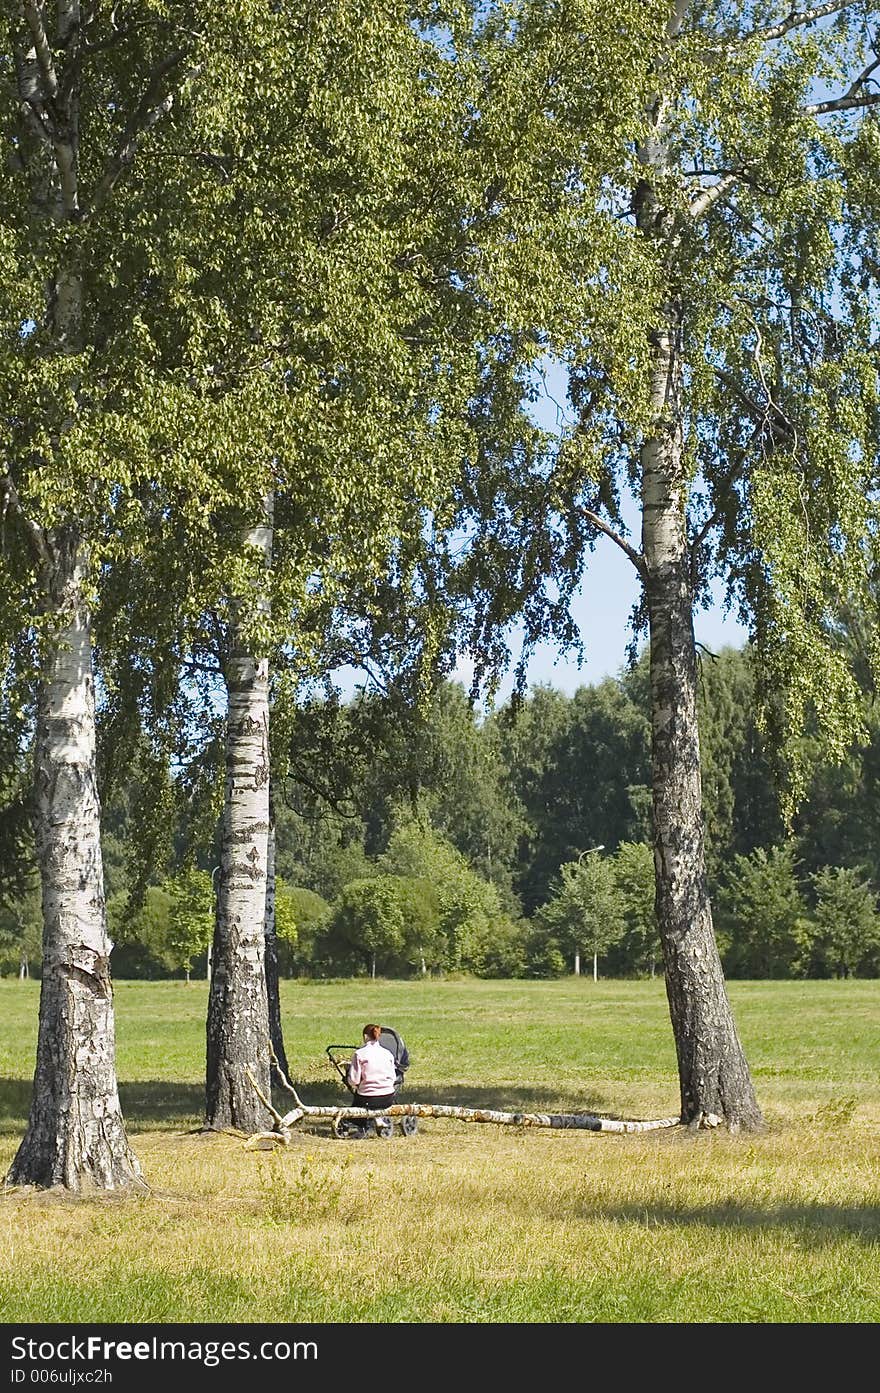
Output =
[
  {"x1": 7, "y1": 537, "x2": 142, "y2": 1189},
  {"x1": 205, "y1": 500, "x2": 274, "y2": 1131},
  {"x1": 640, "y1": 314, "x2": 762, "y2": 1131},
  {"x1": 633, "y1": 0, "x2": 761, "y2": 1131},
  {"x1": 264, "y1": 789, "x2": 290, "y2": 1079}
]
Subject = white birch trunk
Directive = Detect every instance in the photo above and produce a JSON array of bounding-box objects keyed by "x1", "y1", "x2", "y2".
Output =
[
  {"x1": 631, "y1": 0, "x2": 762, "y2": 1133},
  {"x1": 640, "y1": 311, "x2": 762, "y2": 1132},
  {"x1": 205, "y1": 499, "x2": 274, "y2": 1131},
  {"x1": 6, "y1": 538, "x2": 142, "y2": 1190},
  {"x1": 264, "y1": 791, "x2": 290, "y2": 1079}
]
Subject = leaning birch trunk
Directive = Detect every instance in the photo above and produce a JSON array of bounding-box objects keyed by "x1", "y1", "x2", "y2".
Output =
[
  {"x1": 630, "y1": 0, "x2": 761, "y2": 1134},
  {"x1": 640, "y1": 309, "x2": 762, "y2": 1132},
  {"x1": 264, "y1": 789, "x2": 290, "y2": 1080},
  {"x1": 205, "y1": 499, "x2": 274, "y2": 1132},
  {"x1": 6, "y1": 536, "x2": 142, "y2": 1190}
]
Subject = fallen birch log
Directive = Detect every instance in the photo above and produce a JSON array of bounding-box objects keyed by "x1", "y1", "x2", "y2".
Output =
[
  {"x1": 243, "y1": 1068, "x2": 683, "y2": 1147},
  {"x1": 290, "y1": 1101, "x2": 680, "y2": 1133}
]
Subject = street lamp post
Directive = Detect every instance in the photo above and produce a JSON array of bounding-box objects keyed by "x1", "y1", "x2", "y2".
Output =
[{"x1": 575, "y1": 844, "x2": 605, "y2": 979}]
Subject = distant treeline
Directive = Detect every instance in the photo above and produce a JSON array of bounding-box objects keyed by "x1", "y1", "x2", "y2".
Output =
[{"x1": 3, "y1": 644, "x2": 878, "y2": 980}]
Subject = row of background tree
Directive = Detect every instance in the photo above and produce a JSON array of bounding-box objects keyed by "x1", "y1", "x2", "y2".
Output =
[{"x1": 4, "y1": 643, "x2": 878, "y2": 982}]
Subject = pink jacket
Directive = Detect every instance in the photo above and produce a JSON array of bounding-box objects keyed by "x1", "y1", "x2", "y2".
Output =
[{"x1": 346, "y1": 1039, "x2": 397, "y2": 1096}]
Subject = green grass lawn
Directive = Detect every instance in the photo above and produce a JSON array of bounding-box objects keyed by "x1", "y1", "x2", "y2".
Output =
[{"x1": 1, "y1": 977, "x2": 878, "y2": 1323}]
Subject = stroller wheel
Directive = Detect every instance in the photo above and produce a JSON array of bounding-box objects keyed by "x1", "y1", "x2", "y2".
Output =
[{"x1": 399, "y1": 1115, "x2": 418, "y2": 1136}]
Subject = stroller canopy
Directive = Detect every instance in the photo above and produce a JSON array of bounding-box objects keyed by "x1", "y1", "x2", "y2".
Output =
[{"x1": 377, "y1": 1026, "x2": 410, "y2": 1087}]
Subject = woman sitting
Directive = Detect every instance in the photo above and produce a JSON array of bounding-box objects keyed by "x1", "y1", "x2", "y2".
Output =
[{"x1": 345, "y1": 1023, "x2": 397, "y2": 1137}]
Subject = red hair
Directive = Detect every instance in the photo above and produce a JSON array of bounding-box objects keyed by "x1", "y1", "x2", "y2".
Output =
[{"x1": 362, "y1": 1024, "x2": 382, "y2": 1041}]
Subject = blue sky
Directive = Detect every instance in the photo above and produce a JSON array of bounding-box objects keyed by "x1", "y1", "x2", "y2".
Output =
[
  {"x1": 453, "y1": 521, "x2": 749, "y2": 701},
  {"x1": 453, "y1": 362, "x2": 749, "y2": 702}
]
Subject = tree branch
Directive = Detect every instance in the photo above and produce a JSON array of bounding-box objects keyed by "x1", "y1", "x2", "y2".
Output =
[
  {"x1": 689, "y1": 458, "x2": 747, "y2": 569},
  {"x1": 243, "y1": 1068, "x2": 289, "y2": 1134},
  {"x1": 804, "y1": 55, "x2": 880, "y2": 115},
  {"x1": 21, "y1": 1, "x2": 59, "y2": 102},
  {"x1": 805, "y1": 90, "x2": 880, "y2": 113},
  {"x1": 81, "y1": 17, "x2": 168, "y2": 55},
  {"x1": 0, "y1": 472, "x2": 52, "y2": 573},
  {"x1": 86, "y1": 51, "x2": 201, "y2": 214},
  {"x1": 581, "y1": 508, "x2": 647, "y2": 579},
  {"x1": 14, "y1": 12, "x2": 80, "y2": 216},
  {"x1": 17, "y1": 96, "x2": 54, "y2": 147},
  {"x1": 692, "y1": 361, "x2": 800, "y2": 572},
  {"x1": 180, "y1": 656, "x2": 223, "y2": 678},
  {"x1": 741, "y1": 2, "x2": 859, "y2": 44},
  {"x1": 713, "y1": 366, "x2": 796, "y2": 441},
  {"x1": 689, "y1": 171, "x2": 740, "y2": 220},
  {"x1": 263, "y1": 1098, "x2": 683, "y2": 1136}
]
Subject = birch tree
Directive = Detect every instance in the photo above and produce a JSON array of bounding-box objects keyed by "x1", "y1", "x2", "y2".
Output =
[
  {"x1": 446, "y1": 0, "x2": 880, "y2": 1129},
  {"x1": 91, "y1": 3, "x2": 501, "y2": 1127},
  {"x1": 0, "y1": 2, "x2": 291, "y2": 1188},
  {"x1": 205, "y1": 499, "x2": 274, "y2": 1131},
  {"x1": 0, "y1": 0, "x2": 188, "y2": 1191}
]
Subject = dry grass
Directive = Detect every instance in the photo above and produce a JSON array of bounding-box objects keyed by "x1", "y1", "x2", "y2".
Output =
[{"x1": 1, "y1": 977, "x2": 878, "y2": 1323}]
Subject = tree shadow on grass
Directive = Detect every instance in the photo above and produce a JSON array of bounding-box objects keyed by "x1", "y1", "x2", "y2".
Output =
[
  {"x1": 1, "y1": 1075, "x2": 662, "y2": 1137},
  {"x1": 118, "y1": 1081, "x2": 205, "y2": 1128},
  {"x1": 0, "y1": 1078, "x2": 32, "y2": 1136},
  {"x1": 0, "y1": 1078, "x2": 206, "y2": 1134},
  {"x1": 573, "y1": 1198, "x2": 880, "y2": 1248}
]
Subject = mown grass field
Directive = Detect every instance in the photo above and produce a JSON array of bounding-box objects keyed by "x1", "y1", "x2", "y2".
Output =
[{"x1": 1, "y1": 977, "x2": 878, "y2": 1323}]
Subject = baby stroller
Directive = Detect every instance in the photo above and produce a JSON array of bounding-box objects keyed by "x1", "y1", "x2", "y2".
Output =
[{"x1": 325, "y1": 1026, "x2": 418, "y2": 1138}]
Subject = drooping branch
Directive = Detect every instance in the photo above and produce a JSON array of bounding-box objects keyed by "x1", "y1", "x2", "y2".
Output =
[
  {"x1": 580, "y1": 508, "x2": 647, "y2": 580},
  {"x1": 712, "y1": 366, "x2": 796, "y2": 444},
  {"x1": 688, "y1": 454, "x2": 748, "y2": 576},
  {"x1": 690, "y1": 355, "x2": 800, "y2": 574}
]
